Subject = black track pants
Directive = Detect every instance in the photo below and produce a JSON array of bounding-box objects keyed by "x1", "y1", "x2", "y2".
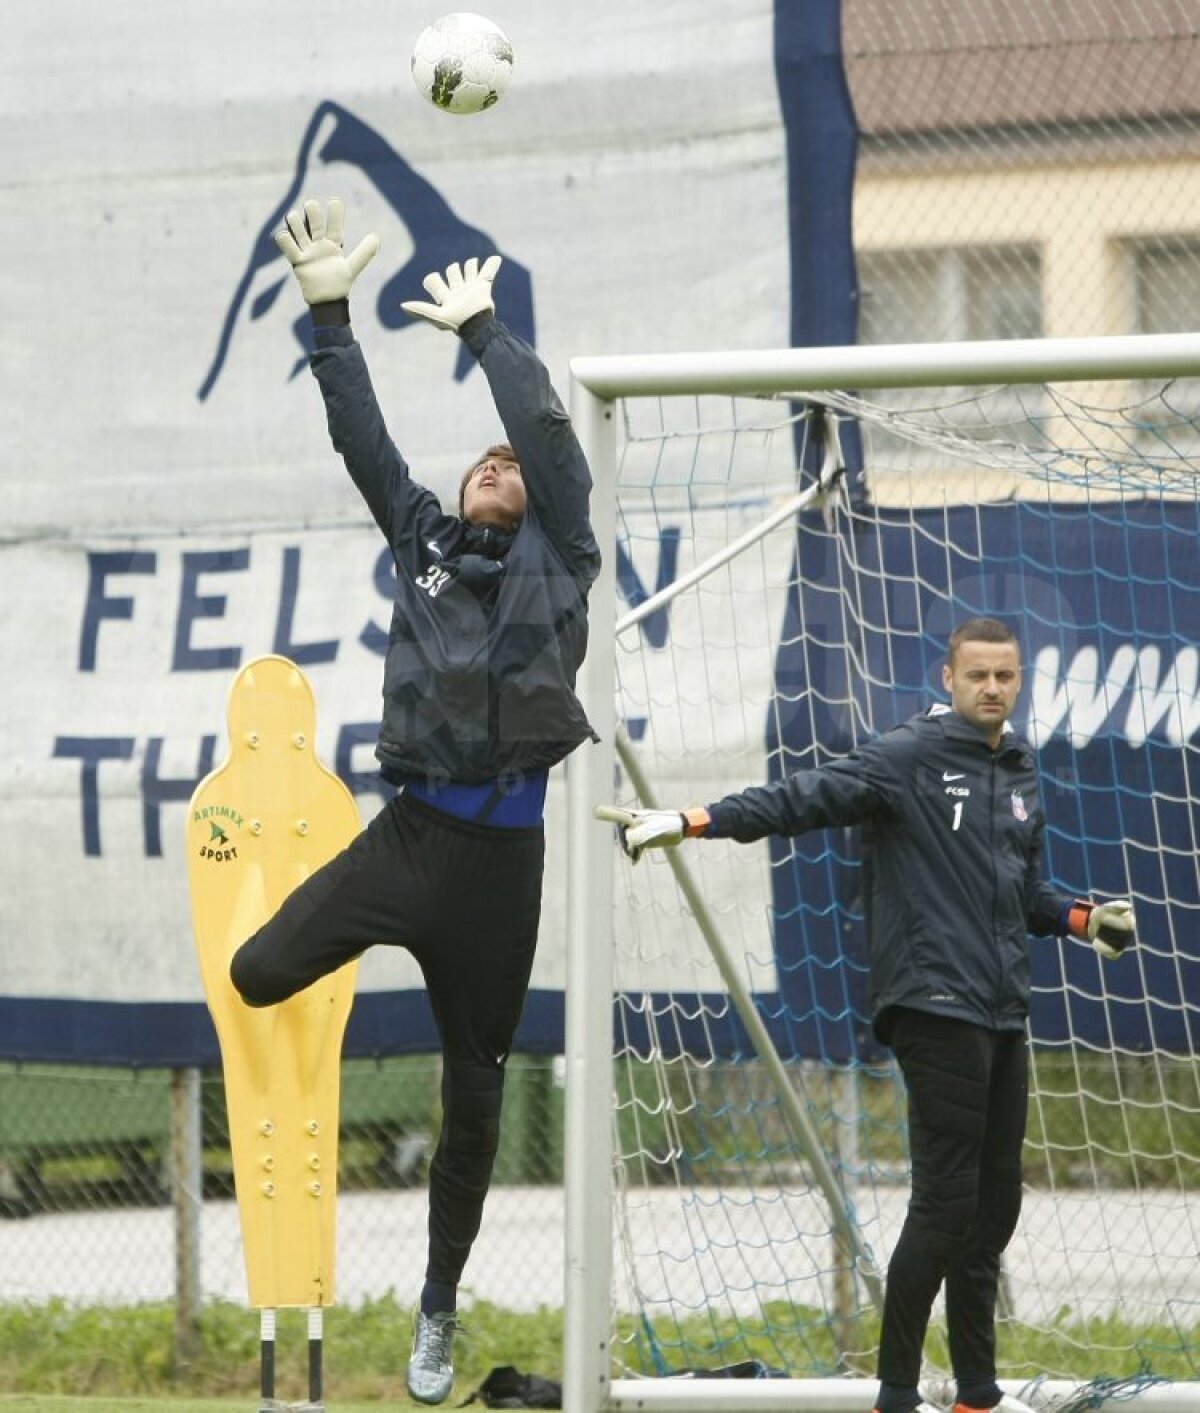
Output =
[
  {"x1": 230, "y1": 790, "x2": 544, "y2": 1285},
  {"x1": 877, "y1": 1009, "x2": 1028, "y2": 1391}
]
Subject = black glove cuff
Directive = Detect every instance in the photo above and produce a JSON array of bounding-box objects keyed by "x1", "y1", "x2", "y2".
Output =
[
  {"x1": 459, "y1": 309, "x2": 497, "y2": 348},
  {"x1": 310, "y1": 298, "x2": 351, "y2": 328}
]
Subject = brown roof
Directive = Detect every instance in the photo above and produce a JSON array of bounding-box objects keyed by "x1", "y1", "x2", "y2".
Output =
[{"x1": 844, "y1": 0, "x2": 1200, "y2": 137}]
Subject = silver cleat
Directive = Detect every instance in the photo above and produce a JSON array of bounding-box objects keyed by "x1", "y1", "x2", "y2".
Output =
[{"x1": 406, "y1": 1310, "x2": 460, "y2": 1405}]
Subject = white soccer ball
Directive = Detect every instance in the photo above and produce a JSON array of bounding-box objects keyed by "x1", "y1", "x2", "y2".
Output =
[{"x1": 411, "y1": 13, "x2": 514, "y2": 116}]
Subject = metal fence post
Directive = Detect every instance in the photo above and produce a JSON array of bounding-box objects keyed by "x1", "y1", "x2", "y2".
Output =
[{"x1": 171, "y1": 1066, "x2": 204, "y2": 1364}]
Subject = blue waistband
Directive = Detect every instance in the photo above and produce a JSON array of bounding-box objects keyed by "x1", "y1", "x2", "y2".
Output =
[{"x1": 399, "y1": 770, "x2": 549, "y2": 827}]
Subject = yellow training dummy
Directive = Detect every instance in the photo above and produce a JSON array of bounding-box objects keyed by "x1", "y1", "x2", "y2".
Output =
[{"x1": 187, "y1": 655, "x2": 360, "y2": 1310}]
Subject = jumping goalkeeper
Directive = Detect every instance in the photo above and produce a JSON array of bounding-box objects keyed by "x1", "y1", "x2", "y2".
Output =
[
  {"x1": 230, "y1": 200, "x2": 600, "y2": 1405},
  {"x1": 598, "y1": 616, "x2": 1135, "y2": 1413}
]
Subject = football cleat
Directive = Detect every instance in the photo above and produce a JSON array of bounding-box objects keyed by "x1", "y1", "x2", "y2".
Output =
[{"x1": 406, "y1": 1309, "x2": 461, "y2": 1405}]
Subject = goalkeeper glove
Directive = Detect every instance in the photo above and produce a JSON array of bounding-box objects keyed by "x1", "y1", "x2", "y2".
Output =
[
  {"x1": 273, "y1": 198, "x2": 380, "y2": 306},
  {"x1": 1068, "y1": 898, "x2": 1137, "y2": 960},
  {"x1": 594, "y1": 804, "x2": 711, "y2": 865},
  {"x1": 401, "y1": 255, "x2": 502, "y2": 332}
]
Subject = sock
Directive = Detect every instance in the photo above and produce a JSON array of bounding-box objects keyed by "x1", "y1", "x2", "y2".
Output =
[
  {"x1": 420, "y1": 1278, "x2": 457, "y2": 1318},
  {"x1": 875, "y1": 1384, "x2": 923, "y2": 1413},
  {"x1": 955, "y1": 1383, "x2": 1002, "y2": 1410}
]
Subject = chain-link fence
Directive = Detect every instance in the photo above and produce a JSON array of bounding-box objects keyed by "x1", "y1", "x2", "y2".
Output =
[{"x1": 0, "y1": 1057, "x2": 564, "y2": 1312}]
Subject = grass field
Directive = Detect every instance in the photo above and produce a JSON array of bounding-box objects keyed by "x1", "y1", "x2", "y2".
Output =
[
  {"x1": 0, "y1": 1297, "x2": 563, "y2": 1408},
  {"x1": 2, "y1": 1293, "x2": 1196, "y2": 1408},
  {"x1": 0, "y1": 1401, "x2": 426, "y2": 1412}
]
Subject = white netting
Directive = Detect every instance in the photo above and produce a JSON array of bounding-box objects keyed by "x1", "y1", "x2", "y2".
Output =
[{"x1": 602, "y1": 375, "x2": 1200, "y2": 1387}]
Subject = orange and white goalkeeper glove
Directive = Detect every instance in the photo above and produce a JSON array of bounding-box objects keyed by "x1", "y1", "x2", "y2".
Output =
[
  {"x1": 594, "y1": 804, "x2": 711, "y2": 864},
  {"x1": 1068, "y1": 898, "x2": 1137, "y2": 960}
]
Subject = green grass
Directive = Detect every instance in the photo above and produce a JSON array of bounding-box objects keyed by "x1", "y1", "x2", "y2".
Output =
[
  {"x1": 0, "y1": 1402, "x2": 406, "y2": 1413},
  {"x1": 0, "y1": 1296, "x2": 1195, "y2": 1406},
  {"x1": 0, "y1": 1296, "x2": 562, "y2": 1406}
]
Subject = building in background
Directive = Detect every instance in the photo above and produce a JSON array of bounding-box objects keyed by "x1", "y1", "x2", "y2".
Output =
[{"x1": 846, "y1": 1, "x2": 1200, "y2": 344}]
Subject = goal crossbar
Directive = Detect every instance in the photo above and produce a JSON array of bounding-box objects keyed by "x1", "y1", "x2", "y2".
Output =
[{"x1": 570, "y1": 330, "x2": 1200, "y2": 397}]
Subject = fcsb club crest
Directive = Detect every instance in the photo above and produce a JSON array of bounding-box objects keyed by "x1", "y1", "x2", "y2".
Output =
[{"x1": 1011, "y1": 790, "x2": 1028, "y2": 822}]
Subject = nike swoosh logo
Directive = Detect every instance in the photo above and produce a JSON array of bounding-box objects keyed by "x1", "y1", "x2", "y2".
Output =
[{"x1": 942, "y1": 771, "x2": 965, "y2": 781}]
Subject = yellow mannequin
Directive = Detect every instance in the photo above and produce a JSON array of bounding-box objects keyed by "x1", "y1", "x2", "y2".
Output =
[{"x1": 187, "y1": 655, "x2": 360, "y2": 1309}]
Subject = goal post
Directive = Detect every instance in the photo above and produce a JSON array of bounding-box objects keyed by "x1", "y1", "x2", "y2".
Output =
[{"x1": 565, "y1": 332, "x2": 1200, "y2": 1413}]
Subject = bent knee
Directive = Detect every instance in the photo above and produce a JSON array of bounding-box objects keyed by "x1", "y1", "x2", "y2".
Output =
[
  {"x1": 229, "y1": 941, "x2": 285, "y2": 1007},
  {"x1": 440, "y1": 1062, "x2": 506, "y2": 1154}
]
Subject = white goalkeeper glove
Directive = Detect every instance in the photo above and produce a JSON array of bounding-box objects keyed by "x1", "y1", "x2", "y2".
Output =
[
  {"x1": 401, "y1": 255, "x2": 502, "y2": 332},
  {"x1": 273, "y1": 198, "x2": 380, "y2": 306},
  {"x1": 1069, "y1": 898, "x2": 1137, "y2": 960},
  {"x1": 594, "y1": 804, "x2": 711, "y2": 865}
]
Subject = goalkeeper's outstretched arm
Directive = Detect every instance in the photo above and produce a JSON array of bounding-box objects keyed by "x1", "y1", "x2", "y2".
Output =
[
  {"x1": 595, "y1": 747, "x2": 895, "y2": 864},
  {"x1": 597, "y1": 765, "x2": 1138, "y2": 962},
  {"x1": 593, "y1": 806, "x2": 711, "y2": 865}
]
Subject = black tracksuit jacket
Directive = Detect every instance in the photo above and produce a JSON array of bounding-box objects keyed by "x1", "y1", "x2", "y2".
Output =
[
  {"x1": 311, "y1": 313, "x2": 601, "y2": 784},
  {"x1": 706, "y1": 705, "x2": 1072, "y2": 1041}
]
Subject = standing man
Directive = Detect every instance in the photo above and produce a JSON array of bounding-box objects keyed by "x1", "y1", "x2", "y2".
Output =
[
  {"x1": 597, "y1": 617, "x2": 1135, "y2": 1413},
  {"x1": 230, "y1": 200, "x2": 600, "y2": 1404}
]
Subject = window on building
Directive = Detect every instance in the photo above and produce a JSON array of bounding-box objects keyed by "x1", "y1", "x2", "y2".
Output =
[
  {"x1": 1126, "y1": 238, "x2": 1200, "y2": 463},
  {"x1": 1131, "y1": 238, "x2": 1200, "y2": 335},
  {"x1": 857, "y1": 245, "x2": 1043, "y2": 345}
]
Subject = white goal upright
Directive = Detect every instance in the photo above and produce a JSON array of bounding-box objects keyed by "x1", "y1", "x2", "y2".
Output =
[{"x1": 564, "y1": 333, "x2": 1200, "y2": 1413}]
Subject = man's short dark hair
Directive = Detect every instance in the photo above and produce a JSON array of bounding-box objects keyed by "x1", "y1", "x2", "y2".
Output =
[
  {"x1": 458, "y1": 443, "x2": 520, "y2": 516},
  {"x1": 947, "y1": 617, "x2": 1020, "y2": 666}
]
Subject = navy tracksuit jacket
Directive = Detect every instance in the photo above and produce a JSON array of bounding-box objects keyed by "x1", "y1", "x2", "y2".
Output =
[{"x1": 706, "y1": 704, "x2": 1073, "y2": 1041}]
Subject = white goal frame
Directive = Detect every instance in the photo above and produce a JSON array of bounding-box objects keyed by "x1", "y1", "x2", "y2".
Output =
[{"x1": 563, "y1": 331, "x2": 1200, "y2": 1413}]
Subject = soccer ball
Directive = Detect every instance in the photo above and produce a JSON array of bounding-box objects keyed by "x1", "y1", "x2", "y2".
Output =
[{"x1": 411, "y1": 13, "x2": 514, "y2": 116}]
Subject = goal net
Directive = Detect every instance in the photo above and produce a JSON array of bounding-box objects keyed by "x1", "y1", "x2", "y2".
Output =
[{"x1": 563, "y1": 335, "x2": 1200, "y2": 1413}]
